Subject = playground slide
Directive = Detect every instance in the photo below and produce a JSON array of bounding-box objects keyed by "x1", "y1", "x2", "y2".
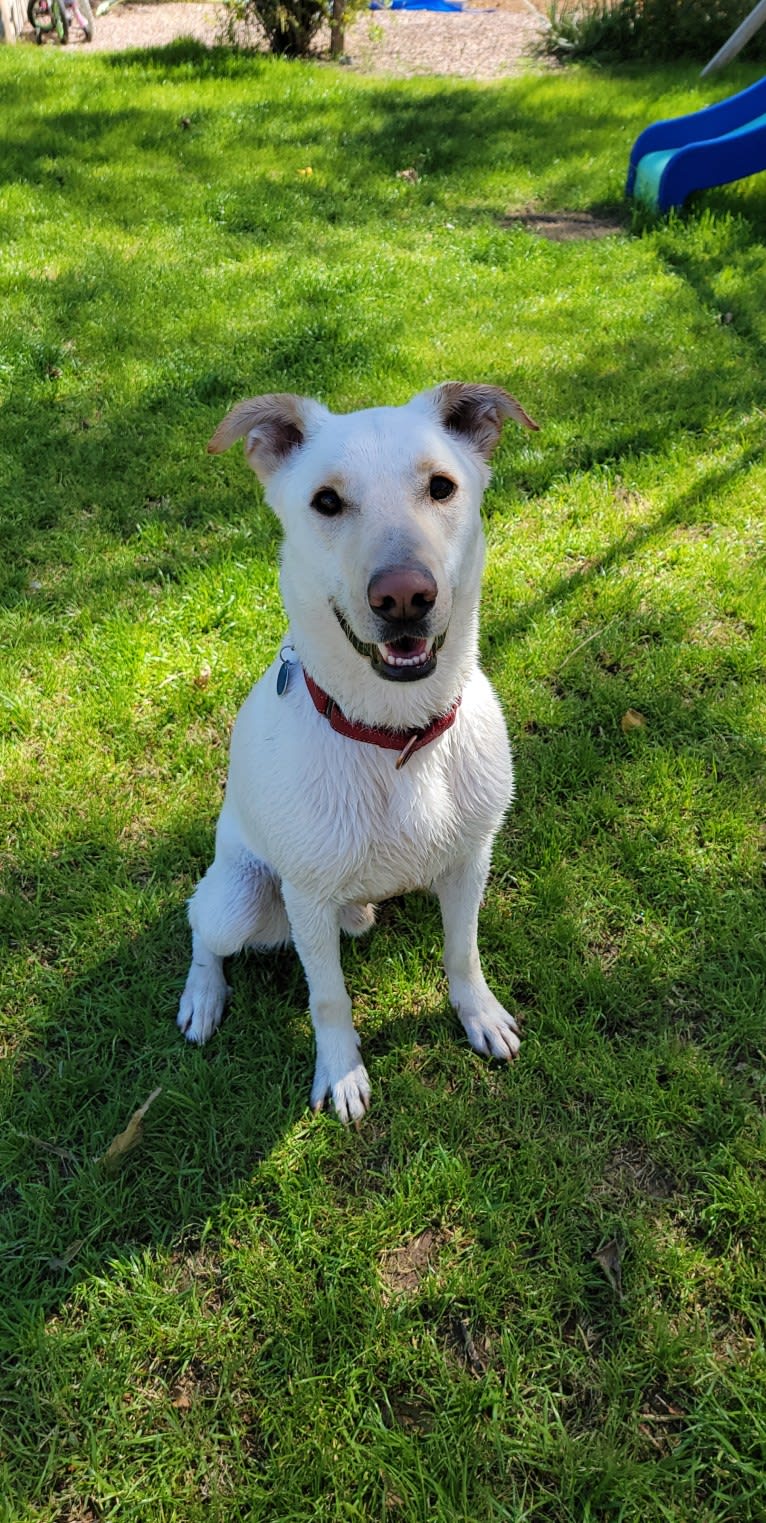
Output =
[{"x1": 626, "y1": 76, "x2": 766, "y2": 211}]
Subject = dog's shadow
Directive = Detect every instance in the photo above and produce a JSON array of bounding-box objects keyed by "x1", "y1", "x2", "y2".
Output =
[
  {"x1": 1, "y1": 831, "x2": 462, "y2": 1337},
  {"x1": 3, "y1": 833, "x2": 297, "y2": 1319}
]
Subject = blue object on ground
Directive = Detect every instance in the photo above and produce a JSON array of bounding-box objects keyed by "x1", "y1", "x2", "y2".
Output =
[
  {"x1": 369, "y1": 0, "x2": 465, "y2": 10},
  {"x1": 626, "y1": 76, "x2": 766, "y2": 211}
]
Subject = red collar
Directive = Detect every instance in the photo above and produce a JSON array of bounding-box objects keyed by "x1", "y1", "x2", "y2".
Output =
[{"x1": 303, "y1": 670, "x2": 460, "y2": 769}]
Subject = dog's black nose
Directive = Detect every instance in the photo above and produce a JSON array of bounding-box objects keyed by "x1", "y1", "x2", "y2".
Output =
[{"x1": 367, "y1": 565, "x2": 437, "y2": 624}]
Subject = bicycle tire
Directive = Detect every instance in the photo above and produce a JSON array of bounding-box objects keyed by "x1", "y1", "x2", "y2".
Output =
[
  {"x1": 77, "y1": 0, "x2": 94, "y2": 40},
  {"x1": 27, "y1": 0, "x2": 49, "y2": 39},
  {"x1": 52, "y1": 0, "x2": 69, "y2": 42}
]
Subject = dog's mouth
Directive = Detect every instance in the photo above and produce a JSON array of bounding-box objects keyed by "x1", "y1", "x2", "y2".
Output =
[
  {"x1": 373, "y1": 635, "x2": 436, "y2": 682},
  {"x1": 333, "y1": 607, "x2": 445, "y2": 683}
]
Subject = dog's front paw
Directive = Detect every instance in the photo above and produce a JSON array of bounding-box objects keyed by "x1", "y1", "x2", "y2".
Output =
[
  {"x1": 177, "y1": 962, "x2": 231, "y2": 1045},
  {"x1": 311, "y1": 1027, "x2": 371, "y2": 1125},
  {"x1": 452, "y1": 980, "x2": 521, "y2": 1061}
]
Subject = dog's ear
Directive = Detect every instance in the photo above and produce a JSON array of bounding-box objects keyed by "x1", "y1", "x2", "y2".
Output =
[
  {"x1": 424, "y1": 382, "x2": 539, "y2": 460},
  {"x1": 208, "y1": 394, "x2": 327, "y2": 480}
]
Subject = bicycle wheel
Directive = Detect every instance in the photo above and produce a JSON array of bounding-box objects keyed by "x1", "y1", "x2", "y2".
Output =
[
  {"x1": 77, "y1": 0, "x2": 94, "y2": 40},
  {"x1": 27, "y1": 0, "x2": 48, "y2": 39},
  {"x1": 52, "y1": 0, "x2": 69, "y2": 41}
]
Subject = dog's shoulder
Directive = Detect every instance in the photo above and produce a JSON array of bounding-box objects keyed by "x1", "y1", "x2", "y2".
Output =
[{"x1": 447, "y1": 667, "x2": 514, "y2": 821}]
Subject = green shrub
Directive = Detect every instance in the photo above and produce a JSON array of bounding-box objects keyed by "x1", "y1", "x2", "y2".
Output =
[
  {"x1": 543, "y1": 0, "x2": 766, "y2": 63},
  {"x1": 225, "y1": 0, "x2": 329, "y2": 56}
]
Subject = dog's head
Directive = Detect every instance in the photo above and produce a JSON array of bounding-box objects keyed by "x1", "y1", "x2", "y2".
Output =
[{"x1": 209, "y1": 384, "x2": 537, "y2": 717}]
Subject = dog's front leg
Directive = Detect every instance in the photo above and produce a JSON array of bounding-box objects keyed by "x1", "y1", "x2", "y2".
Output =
[
  {"x1": 435, "y1": 846, "x2": 520, "y2": 1062},
  {"x1": 281, "y1": 883, "x2": 371, "y2": 1125}
]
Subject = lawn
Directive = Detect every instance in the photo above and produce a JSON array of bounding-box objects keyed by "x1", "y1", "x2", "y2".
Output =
[{"x1": 1, "y1": 36, "x2": 765, "y2": 1523}]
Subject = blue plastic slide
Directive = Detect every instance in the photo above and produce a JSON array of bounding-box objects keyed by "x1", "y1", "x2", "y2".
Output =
[
  {"x1": 369, "y1": 1, "x2": 464, "y2": 9},
  {"x1": 626, "y1": 76, "x2": 766, "y2": 211}
]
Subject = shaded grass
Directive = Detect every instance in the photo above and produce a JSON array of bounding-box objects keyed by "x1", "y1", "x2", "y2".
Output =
[{"x1": 1, "y1": 40, "x2": 765, "y2": 1523}]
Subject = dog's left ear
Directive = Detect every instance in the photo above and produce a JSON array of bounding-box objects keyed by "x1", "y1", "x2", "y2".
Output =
[
  {"x1": 424, "y1": 382, "x2": 539, "y2": 461},
  {"x1": 207, "y1": 393, "x2": 328, "y2": 481}
]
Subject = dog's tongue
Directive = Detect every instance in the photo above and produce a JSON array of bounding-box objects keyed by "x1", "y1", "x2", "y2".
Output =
[{"x1": 386, "y1": 637, "x2": 428, "y2": 658}]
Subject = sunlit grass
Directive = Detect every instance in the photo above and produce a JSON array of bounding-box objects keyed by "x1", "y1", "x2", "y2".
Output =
[{"x1": 1, "y1": 40, "x2": 765, "y2": 1523}]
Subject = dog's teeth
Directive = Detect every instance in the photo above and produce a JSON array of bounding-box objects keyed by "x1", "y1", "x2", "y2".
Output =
[{"x1": 377, "y1": 641, "x2": 431, "y2": 669}]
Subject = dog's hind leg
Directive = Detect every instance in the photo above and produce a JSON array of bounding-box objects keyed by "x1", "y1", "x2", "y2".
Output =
[
  {"x1": 339, "y1": 903, "x2": 376, "y2": 937},
  {"x1": 177, "y1": 930, "x2": 231, "y2": 1046},
  {"x1": 177, "y1": 849, "x2": 290, "y2": 1044}
]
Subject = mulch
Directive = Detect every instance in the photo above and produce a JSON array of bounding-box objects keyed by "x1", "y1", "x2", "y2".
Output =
[{"x1": 20, "y1": 0, "x2": 550, "y2": 79}]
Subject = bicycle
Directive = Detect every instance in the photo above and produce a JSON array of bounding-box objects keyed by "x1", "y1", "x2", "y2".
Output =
[{"x1": 27, "y1": 0, "x2": 94, "y2": 43}]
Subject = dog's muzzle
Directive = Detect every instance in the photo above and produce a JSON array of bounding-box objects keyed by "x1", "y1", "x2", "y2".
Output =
[{"x1": 333, "y1": 607, "x2": 447, "y2": 683}]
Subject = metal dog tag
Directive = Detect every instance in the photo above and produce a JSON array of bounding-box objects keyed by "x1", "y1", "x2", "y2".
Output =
[{"x1": 276, "y1": 644, "x2": 297, "y2": 696}]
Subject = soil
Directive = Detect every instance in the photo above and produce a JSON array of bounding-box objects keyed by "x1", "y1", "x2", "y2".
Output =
[
  {"x1": 502, "y1": 208, "x2": 627, "y2": 239},
  {"x1": 21, "y1": 0, "x2": 550, "y2": 80}
]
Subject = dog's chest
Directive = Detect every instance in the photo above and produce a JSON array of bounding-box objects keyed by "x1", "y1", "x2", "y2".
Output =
[
  {"x1": 336, "y1": 754, "x2": 463, "y2": 898},
  {"x1": 269, "y1": 731, "x2": 508, "y2": 902},
  {"x1": 230, "y1": 665, "x2": 512, "y2": 902}
]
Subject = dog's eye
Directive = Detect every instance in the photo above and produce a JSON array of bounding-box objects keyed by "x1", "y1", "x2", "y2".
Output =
[
  {"x1": 311, "y1": 487, "x2": 344, "y2": 517},
  {"x1": 429, "y1": 475, "x2": 457, "y2": 502}
]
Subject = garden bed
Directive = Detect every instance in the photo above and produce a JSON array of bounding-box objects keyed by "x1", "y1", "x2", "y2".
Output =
[{"x1": 19, "y1": 0, "x2": 548, "y2": 76}]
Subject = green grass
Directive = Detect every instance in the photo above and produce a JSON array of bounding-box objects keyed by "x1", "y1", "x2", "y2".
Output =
[{"x1": 1, "y1": 38, "x2": 765, "y2": 1523}]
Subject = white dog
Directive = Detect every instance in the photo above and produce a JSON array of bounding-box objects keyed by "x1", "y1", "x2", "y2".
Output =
[{"x1": 178, "y1": 382, "x2": 538, "y2": 1122}]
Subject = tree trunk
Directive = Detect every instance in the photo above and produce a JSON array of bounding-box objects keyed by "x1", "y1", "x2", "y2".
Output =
[{"x1": 330, "y1": 0, "x2": 345, "y2": 58}]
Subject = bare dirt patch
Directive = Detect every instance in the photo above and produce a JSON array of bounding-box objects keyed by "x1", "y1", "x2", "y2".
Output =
[
  {"x1": 503, "y1": 208, "x2": 627, "y2": 240},
  {"x1": 596, "y1": 1144, "x2": 676, "y2": 1202},
  {"x1": 347, "y1": 6, "x2": 547, "y2": 78},
  {"x1": 379, "y1": 1225, "x2": 447, "y2": 1298}
]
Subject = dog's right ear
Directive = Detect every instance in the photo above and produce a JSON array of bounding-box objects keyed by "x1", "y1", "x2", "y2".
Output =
[{"x1": 207, "y1": 394, "x2": 327, "y2": 482}]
